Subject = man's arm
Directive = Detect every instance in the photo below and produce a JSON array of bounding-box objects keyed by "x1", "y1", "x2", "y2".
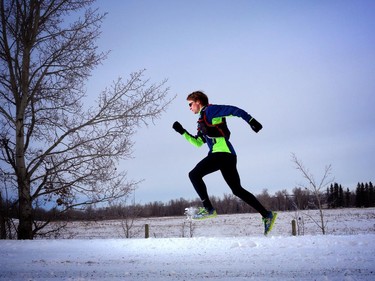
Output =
[
  {"x1": 173, "y1": 121, "x2": 205, "y2": 147},
  {"x1": 206, "y1": 105, "x2": 263, "y2": 133}
]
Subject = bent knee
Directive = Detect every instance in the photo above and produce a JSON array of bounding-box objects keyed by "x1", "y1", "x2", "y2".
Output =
[
  {"x1": 188, "y1": 168, "x2": 202, "y2": 181},
  {"x1": 188, "y1": 169, "x2": 197, "y2": 180},
  {"x1": 231, "y1": 186, "x2": 246, "y2": 197}
]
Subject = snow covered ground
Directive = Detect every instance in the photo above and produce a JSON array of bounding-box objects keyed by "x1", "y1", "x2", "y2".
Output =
[{"x1": 1, "y1": 208, "x2": 374, "y2": 280}]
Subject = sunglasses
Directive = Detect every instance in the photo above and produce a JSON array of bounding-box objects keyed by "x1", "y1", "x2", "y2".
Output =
[{"x1": 188, "y1": 102, "x2": 194, "y2": 107}]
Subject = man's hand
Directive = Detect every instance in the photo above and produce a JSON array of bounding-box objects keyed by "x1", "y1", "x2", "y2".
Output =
[
  {"x1": 173, "y1": 121, "x2": 186, "y2": 135},
  {"x1": 249, "y1": 118, "x2": 262, "y2": 133}
]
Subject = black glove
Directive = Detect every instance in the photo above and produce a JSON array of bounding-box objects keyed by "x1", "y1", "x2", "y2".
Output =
[
  {"x1": 173, "y1": 121, "x2": 186, "y2": 135},
  {"x1": 249, "y1": 118, "x2": 262, "y2": 133}
]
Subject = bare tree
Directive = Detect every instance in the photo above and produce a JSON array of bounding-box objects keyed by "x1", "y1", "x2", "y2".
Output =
[
  {"x1": 118, "y1": 201, "x2": 142, "y2": 239},
  {"x1": 291, "y1": 153, "x2": 334, "y2": 235},
  {"x1": 274, "y1": 189, "x2": 289, "y2": 211},
  {"x1": 0, "y1": 191, "x2": 6, "y2": 238},
  {"x1": 292, "y1": 187, "x2": 310, "y2": 210},
  {"x1": 0, "y1": 0, "x2": 173, "y2": 239}
]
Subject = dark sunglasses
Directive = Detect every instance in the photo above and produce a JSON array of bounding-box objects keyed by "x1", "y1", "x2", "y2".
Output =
[{"x1": 189, "y1": 102, "x2": 194, "y2": 107}]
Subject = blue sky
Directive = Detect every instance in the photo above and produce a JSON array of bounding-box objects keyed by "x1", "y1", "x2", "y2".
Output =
[{"x1": 88, "y1": 0, "x2": 375, "y2": 204}]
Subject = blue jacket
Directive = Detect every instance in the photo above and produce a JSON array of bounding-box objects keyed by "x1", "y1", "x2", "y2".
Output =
[{"x1": 183, "y1": 104, "x2": 253, "y2": 155}]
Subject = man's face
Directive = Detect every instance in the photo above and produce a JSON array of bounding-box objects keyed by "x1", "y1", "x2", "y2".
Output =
[{"x1": 188, "y1": 100, "x2": 201, "y2": 114}]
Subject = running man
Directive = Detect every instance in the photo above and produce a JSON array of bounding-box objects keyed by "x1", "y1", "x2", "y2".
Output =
[{"x1": 172, "y1": 91, "x2": 277, "y2": 235}]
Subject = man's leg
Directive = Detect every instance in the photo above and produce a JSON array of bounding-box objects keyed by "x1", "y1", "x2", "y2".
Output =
[
  {"x1": 189, "y1": 154, "x2": 220, "y2": 211},
  {"x1": 220, "y1": 154, "x2": 269, "y2": 218}
]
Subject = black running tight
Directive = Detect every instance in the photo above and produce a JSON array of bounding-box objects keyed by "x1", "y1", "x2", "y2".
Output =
[{"x1": 188, "y1": 152, "x2": 269, "y2": 218}]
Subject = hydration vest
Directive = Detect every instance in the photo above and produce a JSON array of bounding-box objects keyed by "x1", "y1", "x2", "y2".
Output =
[{"x1": 197, "y1": 105, "x2": 231, "y2": 138}]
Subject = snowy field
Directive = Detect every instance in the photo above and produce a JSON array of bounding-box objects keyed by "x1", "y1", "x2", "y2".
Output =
[{"x1": 1, "y1": 208, "x2": 374, "y2": 280}]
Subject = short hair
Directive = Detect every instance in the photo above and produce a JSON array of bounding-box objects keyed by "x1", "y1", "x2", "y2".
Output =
[{"x1": 186, "y1": 91, "x2": 209, "y2": 106}]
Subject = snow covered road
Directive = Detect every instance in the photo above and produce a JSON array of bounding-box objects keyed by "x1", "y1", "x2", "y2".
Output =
[{"x1": 1, "y1": 234, "x2": 374, "y2": 281}]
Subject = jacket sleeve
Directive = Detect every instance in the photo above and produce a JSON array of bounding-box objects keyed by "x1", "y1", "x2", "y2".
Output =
[
  {"x1": 205, "y1": 104, "x2": 253, "y2": 124},
  {"x1": 182, "y1": 131, "x2": 205, "y2": 147}
]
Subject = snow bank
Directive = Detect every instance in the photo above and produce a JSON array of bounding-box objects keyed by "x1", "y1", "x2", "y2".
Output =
[
  {"x1": 1, "y1": 209, "x2": 374, "y2": 280},
  {"x1": 1, "y1": 235, "x2": 374, "y2": 280}
]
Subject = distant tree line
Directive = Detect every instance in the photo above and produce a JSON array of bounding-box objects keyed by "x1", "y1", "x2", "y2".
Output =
[{"x1": 0, "y1": 182, "x2": 374, "y2": 230}]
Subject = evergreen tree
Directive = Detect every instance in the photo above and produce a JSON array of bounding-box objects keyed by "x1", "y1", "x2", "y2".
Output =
[
  {"x1": 364, "y1": 183, "x2": 370, "y2": 207},
  {"x1": 334, "y1": 182, "x2": 339, "y2": 208},
  {"x1": 345, "y1": 188, "x2": 351, "y2": 207},
  {"x1": 369, "y1": 182, "x2": 374, "y2": 207},
  {"x1": 329, "y1": 184, "x2": 335, "y2": 208},
  {"x1": 356, "y1": 183, "x2": 363, "y2": 207},
  {"x1": 327, "y1": 186, "x2": 332, "y2": 208},
  {"x1": 338, "y1": 185, "x2": 344, "y2": 207}
]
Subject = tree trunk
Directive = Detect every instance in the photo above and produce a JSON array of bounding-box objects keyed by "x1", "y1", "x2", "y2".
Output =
[
  {"x1": 17, "y1": 182, "x2": 33, "y2": 239},
  {"x1": 0, "y1": 192, "x2": 6, "y2": 239},
  {"x1": 16, "y1": 114, "x2": 33, "y2": 239}
]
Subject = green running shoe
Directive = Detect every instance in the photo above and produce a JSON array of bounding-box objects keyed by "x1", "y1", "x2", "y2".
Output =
[
  {"x1": 263, "y1": 211, "x2": 277, "y2": 236},
  {"x1": 193, "y1": 207, "x2": 217, "y2": 220}
]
